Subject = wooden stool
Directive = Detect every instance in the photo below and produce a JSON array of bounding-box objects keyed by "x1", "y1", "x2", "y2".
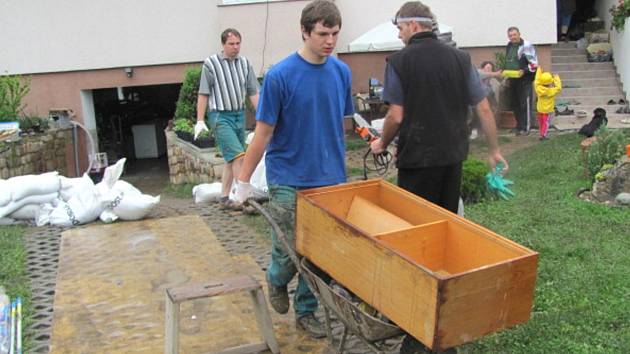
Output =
[{"x1": 165, "y1": 275, "x2": 280, "y2": 354}]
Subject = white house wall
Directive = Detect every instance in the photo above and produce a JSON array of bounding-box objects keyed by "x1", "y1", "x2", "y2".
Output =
[
  {"x1": 596, "y1": 0, "x2": 629, "y2": 100},
  {"x1": 0, "y1": 0, "x2": 220, "y2": 75},
  {"x1": 2, "y1": 0, "x2": 556, "y2": 76}
]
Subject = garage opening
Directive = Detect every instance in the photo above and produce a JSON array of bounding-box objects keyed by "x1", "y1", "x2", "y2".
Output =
[{"x1": 92, "y1": 83, "x2": 181, "y2": 192}]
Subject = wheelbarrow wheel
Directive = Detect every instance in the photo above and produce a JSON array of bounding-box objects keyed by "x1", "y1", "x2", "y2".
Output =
[{"x1": 399, "y1": 335, "x2": 456, "y2": 354}]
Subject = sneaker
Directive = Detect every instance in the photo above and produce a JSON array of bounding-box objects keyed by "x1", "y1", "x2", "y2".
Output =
[
  {"x1": 266, "y1": 278, "x2": 289, "y2": 314},
  {"x1": 296, "y1": 313, "x2": 327, "y2": 339}
]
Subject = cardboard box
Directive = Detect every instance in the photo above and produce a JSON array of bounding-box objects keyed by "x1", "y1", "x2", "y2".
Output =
[{"x1": 296, "y1": 180, "x2": 538, "y2": 351}]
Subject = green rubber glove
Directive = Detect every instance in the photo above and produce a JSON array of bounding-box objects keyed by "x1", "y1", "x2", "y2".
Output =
[{"x1": 486, "y1": 163, "x2": 515, "y2": 200}]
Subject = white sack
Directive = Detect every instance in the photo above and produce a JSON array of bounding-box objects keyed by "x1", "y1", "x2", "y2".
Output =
[
  {"x1": 9, "y1": 204, "x2": 41, "y2": 220},
  {"x1": 250, "y1": 153, "x2": 268, "y2": 194},
  {"x1": 192, "y1": 183, "x2": 222, "y2": 203},
  {"x1": 59, "y1": 174, "x2": 93, "y2": 202},
  {"x1": 95, "y1": 158, "x2": 127, "y2": 196},
  {"x1": 8, "y1": 171, "x2": 60, "y2": 201},
  {"x1": 48, "y1": 178, "x2": 107, "y2": 227},
  {"x1": 0, "y1": 192, "x2": 59, "y2": 219},
  {"x1": 0, "y1": 217, "x2": 22, "y2": 225},
  {"x1": 109, "y1": 193, "x2": 160, "y2": 221},
  {"x1": 99, "y1": 209, "x2": 119, "y2": 223},
  {"x1": 0, "y1": 180, "x2": 10, "y2": 206}
]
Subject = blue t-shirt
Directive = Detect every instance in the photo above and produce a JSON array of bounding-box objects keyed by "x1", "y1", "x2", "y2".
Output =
[{"x1": 257, "y1": 53, "x2": 354, "y2": 187}]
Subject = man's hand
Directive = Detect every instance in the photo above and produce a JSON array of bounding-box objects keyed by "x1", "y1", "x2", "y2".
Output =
[
  {"x1": 194, "y1": 121, "x2": 209, "y2": 140},
  {"x1": 234, "y1": 180, "x2": 256, "y2": 204},
  {"x1": 488, "y1": 151, "x2": 509, "y2": 174},
  {"x1": 370, "y1": 138, "x2": 385, "y2": 155}
]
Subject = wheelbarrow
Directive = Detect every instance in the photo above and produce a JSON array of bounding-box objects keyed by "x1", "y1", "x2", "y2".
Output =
[{"x1": 248, "y1": 200, "x2": 404, "y2": 354}]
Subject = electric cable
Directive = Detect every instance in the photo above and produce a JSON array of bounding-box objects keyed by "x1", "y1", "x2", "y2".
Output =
[{"x1": 362, "y1": 148, "x2": 392, "y2": 180}]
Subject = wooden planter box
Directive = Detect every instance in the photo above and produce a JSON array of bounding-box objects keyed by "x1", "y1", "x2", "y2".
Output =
[{"x1": 296, "y1": 180, "x2": 538, "y2": 351}]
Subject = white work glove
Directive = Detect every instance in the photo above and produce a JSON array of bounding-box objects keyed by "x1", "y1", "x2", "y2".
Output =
[
  {"x1": 194, "y1": 121, "x2": 209, "y2": 140},
  {"x1": 234, "y1": 180, "x2": 256, "y2": 204}
]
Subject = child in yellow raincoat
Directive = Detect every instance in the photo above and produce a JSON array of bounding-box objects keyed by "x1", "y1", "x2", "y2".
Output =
[{"x1": 534, "y1": 67, "x2": 562, "y2": 140}]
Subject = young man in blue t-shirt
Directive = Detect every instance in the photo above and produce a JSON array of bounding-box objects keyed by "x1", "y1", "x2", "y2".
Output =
[{"x1": 234, "y1": 0, "x2": 353, "y2": 339}]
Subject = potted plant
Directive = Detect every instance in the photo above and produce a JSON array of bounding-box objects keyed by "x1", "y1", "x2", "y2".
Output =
[
  {"x1": 173, "y1": 118, "x2": 193, "y2": 142},
  {"x1": 192, "y1": 129, "x2": 215, "y2": 149}
]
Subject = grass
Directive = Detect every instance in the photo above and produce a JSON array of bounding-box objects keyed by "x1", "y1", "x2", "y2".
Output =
[
  {"x1": 461, "y1": 132, "x2": 630, "y2": 354},
  {"x1": 0, "y1": 225, "x2": 32, "y2": 352},
  {"x1": 162, "y1": 183, "x2": 194, "y2": 199}
]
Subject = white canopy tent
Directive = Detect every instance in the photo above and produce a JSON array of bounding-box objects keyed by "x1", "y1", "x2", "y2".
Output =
[{"x1": 347, "y1": 22, "x2": 453, "y2": 52}]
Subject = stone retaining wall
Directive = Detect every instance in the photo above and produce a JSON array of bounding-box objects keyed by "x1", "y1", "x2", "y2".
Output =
[
  {"x1": 165, "y1": 130, "x2": 225, "y2": 184},
  {"x1": 0, "y1": 128, "x2": 73, "y2": 179}
]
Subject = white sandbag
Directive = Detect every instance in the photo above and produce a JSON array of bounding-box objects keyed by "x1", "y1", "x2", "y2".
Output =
[
  {"x1": 59, "y1": 174, "x2": 93, "y2": 201},
  {"x1": 250, "y1": 153, "x2": 268, "y2": 194},
  {"x1": 9, "y1": 204, "x2": 41, "y2": 220},
  {"x1": 99, "y1": 209, "x2": 119, "y2": 223},
  {"x1": 0, "y1": 180, "x2": 10, "y2": 206},
  {"x1": 8, "y1": 171, "x2": 60, "y2": 201},
  {"x1": 35, "y1": 203, "x2": 55, "y2": 227},
  {"x1": 0, "y1": 217, "x2": 22, "y2": 225},
  {"x1": 48, "y1": 178, "x2": 107, "y2": 227},
  {"x1": 192, "y1": 183, "x2": 222, "y2": 203},
  {"x1": 95, "y1": 158, "x2": 127, "y2": 196},
  {"x1": 0, "y1": 192, "x2": 59, "y2": 219},
  {"x1": 109, "y1": 193, "x2": 160, "y2": 221},
  {"x1": 112, "y1": 180, "x2": 141, "y2": 195}
]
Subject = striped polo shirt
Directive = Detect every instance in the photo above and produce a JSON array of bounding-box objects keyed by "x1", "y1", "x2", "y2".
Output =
[{"x1": 198, "y1": 53, "x2": 259, "y2": 111}]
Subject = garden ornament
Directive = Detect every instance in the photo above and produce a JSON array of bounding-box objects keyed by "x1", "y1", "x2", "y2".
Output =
[{"x1": 486, "y1": 163, "x2": 515, "y2": 200}]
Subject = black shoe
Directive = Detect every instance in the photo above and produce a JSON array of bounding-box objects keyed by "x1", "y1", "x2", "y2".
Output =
[
  {"x1": 400, "y1": 335, "x2": 457, "y2": 354},
  {"x1": 266, "y1": 278, "x2": 289, "y2": 314},
  {"x1": 296, "y1": 313, "x2": 327, "y2": 339}
]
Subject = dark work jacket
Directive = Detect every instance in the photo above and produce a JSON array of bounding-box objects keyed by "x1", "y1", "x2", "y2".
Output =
[{"x1": 388, "y1": 31, "x2": 472, "y2": 168}]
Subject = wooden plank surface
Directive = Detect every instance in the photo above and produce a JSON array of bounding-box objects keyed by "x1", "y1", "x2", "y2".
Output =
[
  {"x1": 375, "y1": 221, "x2": 448, "y2": 272},
  {"x1": 436, "y1": 254, "x2": 539, "y2": 350},
  {"x1": 346, "y1": 196, "x2": 413, "y2": 235},
  {"x1": 296, "y1": 195, "x2": 440, "y2": 347}
]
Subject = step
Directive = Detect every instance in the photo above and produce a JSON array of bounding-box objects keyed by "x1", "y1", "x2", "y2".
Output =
[
  {"x1": 563, "y1": 78, "x2": 621, "y2": 88},
  {"x1": 553, "y1": 62, "x2": 614, "y2": 71},
  {"x1": 555, "y1": 70, "x2": 618, "y2": 80},
  {"x1": 554, "y1": 113, "x2": 630, "y2": 130},
  {"x1": 561, "y1": 86, "x2": 623, "y2": 97},
  {"x1": 552, "y1": 55, "x2": 587, "y2": 63},
  {"x1": 555, "y1": 95, "x2": 627, "y2": 106},
  {"x1": 560, "y1": 104, "x2": 629, "y2": 114},
  {"x1": 551, "y1": 48, "x2": 587, "y2": 56},
  {"x1": 552, "y1": 42, "x2": 577, "y2": 49}
]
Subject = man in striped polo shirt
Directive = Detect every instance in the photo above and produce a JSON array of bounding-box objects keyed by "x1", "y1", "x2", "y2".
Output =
[{"x1": 195, "y1": 28, "x2": 259, "y2": 207}]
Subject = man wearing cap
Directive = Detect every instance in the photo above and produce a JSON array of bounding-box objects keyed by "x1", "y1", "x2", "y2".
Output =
[
  {"x1": 371, "y1": 1, "x2": 507, "y2": 215},
  {"x1": 195, "y1": 28, "x2": 259, "y2": 208}
]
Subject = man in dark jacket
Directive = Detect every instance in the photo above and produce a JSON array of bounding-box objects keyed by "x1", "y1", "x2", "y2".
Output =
[
  {"x1": 370, "y1": 1, "x2": 508, "y2": 215},
  {"x1": 505, "y1": 26, "x2": 538, "y2": 135}
]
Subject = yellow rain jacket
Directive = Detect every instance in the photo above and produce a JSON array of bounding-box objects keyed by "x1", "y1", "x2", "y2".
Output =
[{"x1": 534, "y1": 67, "x2": 562, "y2": 114}]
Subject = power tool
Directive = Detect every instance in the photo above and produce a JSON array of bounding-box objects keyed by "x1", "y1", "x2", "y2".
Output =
[{"x1": 352, "y1": 113, "x2": 392, "y2": 180}]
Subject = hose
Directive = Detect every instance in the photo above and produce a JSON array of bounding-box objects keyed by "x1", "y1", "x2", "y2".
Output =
[{"x1": 69, "y1": 120, "x2": 97, "y2": 176}]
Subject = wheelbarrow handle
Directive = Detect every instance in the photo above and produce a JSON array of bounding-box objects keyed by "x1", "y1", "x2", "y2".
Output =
[{"x1": 247, "y1": 200, "x2": 303, "y2": 271}]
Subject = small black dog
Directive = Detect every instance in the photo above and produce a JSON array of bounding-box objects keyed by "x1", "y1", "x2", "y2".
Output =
[{"x1": 578, "y1": 108, "x2": 608, "y2": 137}]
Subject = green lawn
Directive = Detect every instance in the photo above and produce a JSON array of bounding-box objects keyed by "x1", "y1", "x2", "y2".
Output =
[
  {"x1": 0, "y1": 225, "x2": 32, "y2": 352},
  {"x1": 461, "y1": 133, "x2": 630, "y2": 354}
]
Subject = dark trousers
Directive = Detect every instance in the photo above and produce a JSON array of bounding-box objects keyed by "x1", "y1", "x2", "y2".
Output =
[
  {"x1": 398, "y1": 163, "x2": 463, "y2": 214},
  {"x1": 509, "y1": 79, "x2": 533, "y2": 132}
]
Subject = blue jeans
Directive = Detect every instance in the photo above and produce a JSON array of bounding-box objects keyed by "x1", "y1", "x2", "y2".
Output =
[{"x1": 266, "y1": 185, "x2": 317, "y2": 316}]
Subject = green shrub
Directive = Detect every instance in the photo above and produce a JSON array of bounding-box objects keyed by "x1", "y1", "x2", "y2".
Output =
[
  {"x1": 0, "y1": 74, "x2": 31, "y2": 122},
  {"x1": 585, "y1": 127, "x2": 627, "y2": 179},
  {"x1": 494, "y1": 51, "x2": 506, "y2": 70},
  {"x1": 173, "y1": 67, "x2": 201, "y2": 123},
  {"x1": 461, "y1": 156, "x2": 491, "y2": 203},
  {"x1": 19, "y1": 115, "x2": 48, "y2": 133},
  {"x1": 173, "y1": 118, "x2": 193, "y2": 133}
]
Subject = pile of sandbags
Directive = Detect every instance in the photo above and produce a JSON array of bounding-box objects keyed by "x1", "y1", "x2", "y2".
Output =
[{"x1": 0, "y1": 158, "x2": 160, "y2": 227}]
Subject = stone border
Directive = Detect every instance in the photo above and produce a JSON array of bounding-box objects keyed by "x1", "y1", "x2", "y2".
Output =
[{"x1": 165, "y1": 130, "x2": 225, "y2": 184}]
